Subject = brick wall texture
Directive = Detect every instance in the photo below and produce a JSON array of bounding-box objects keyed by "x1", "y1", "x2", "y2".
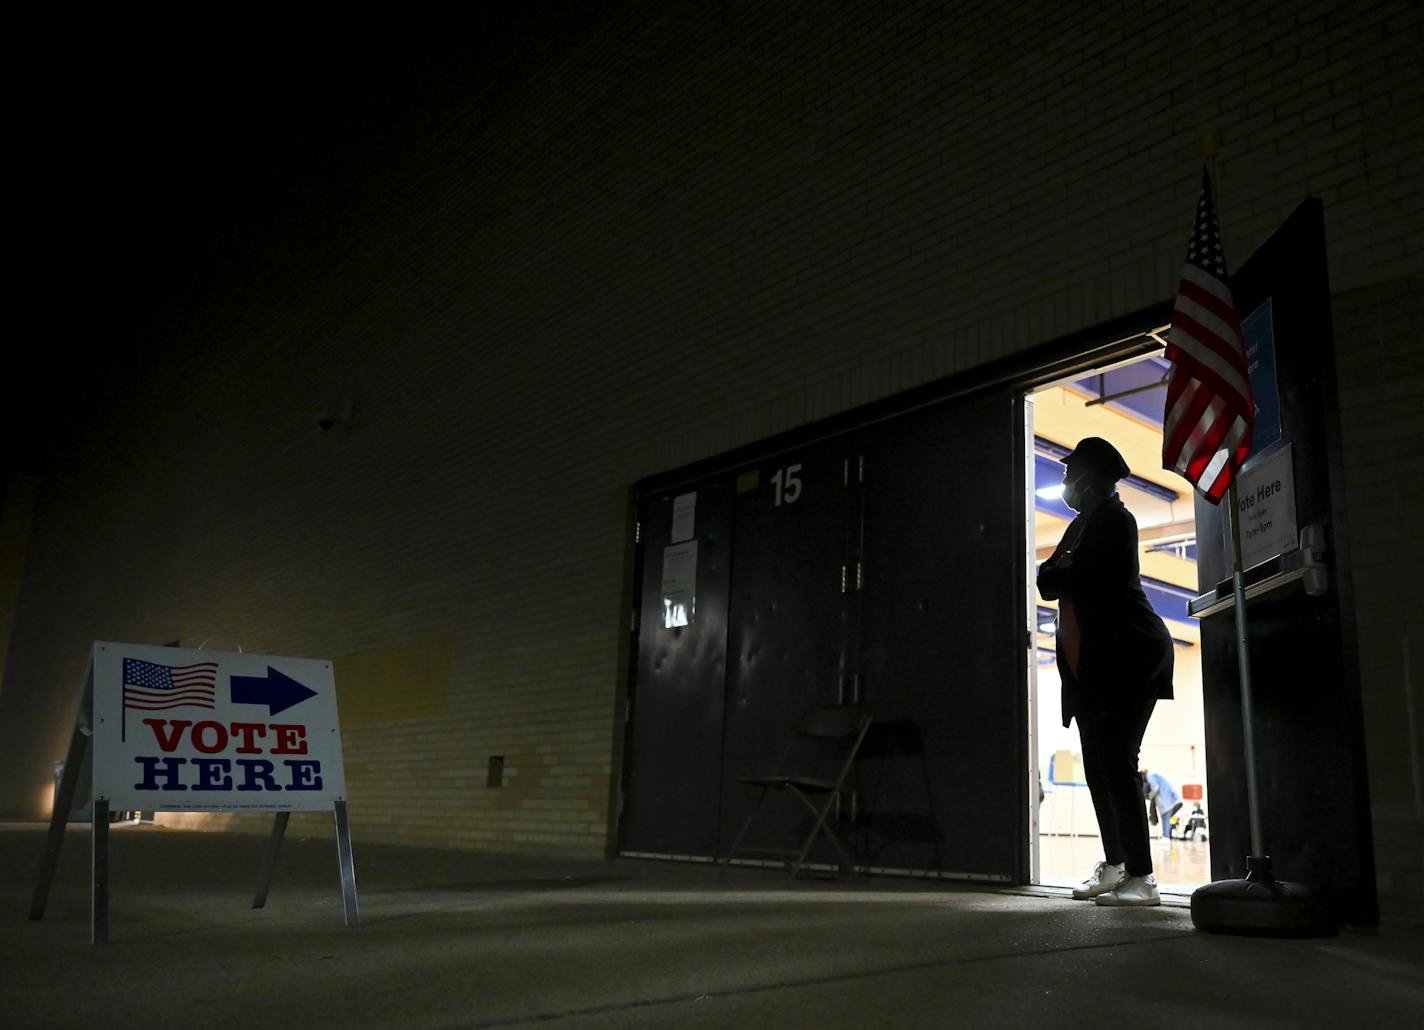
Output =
[{"x1": 3, "y1": 2, "x2": 1420, "y2": 918}]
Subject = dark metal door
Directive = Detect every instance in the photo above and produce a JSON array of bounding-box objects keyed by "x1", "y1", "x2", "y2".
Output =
[
  {"x1": 1193, "y1": 198, "x2": 1377, "y2": 923},
  {"x1": 855, "y1": 390, "x2": 1028, "y2": 880},
  {"x1": 717, "y1": 444, "x2": 858, "y2": 862},
  {"x1": 621, "y1": 391, "x2": 1029, "y2": 881},
  {"x1": 619, "y1": 477, "x2": 734, "y2": 857}
]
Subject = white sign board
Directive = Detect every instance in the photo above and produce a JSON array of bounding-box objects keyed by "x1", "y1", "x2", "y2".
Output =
[
  {"x1": 1229, "y1": 443, "x2": 1299, "y2": 570},
  {"x1": 90, "y1": 642, "x2": 347, "y2": 812}
]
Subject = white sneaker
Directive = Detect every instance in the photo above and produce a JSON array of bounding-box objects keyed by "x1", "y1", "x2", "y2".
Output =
[
  {"x1": 1071, "y1": 861, "x2": 1126, "y2": 900},
  {"x1": 1094, "y1": 873, "x2": 1160, "y2": 907}
]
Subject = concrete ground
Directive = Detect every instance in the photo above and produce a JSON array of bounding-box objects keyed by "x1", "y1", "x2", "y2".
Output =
[{"x1": 1, "y1": 824, "x2": 1420, "y2": 1029}]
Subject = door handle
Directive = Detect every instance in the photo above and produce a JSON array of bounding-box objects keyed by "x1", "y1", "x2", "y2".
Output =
[{"x1": 1300, "y1": 523, "x2": 1328, "y2": 597}]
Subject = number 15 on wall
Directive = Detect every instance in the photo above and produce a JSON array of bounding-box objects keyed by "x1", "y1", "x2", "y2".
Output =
[{"x1": 771, "y1": 464, "x2": 802, "y2": 506}]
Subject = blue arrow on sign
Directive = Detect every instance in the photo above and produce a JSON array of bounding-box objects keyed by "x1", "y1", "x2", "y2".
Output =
[{"x1": 230, "y1": 666, "x2": 318, "y2": 716}]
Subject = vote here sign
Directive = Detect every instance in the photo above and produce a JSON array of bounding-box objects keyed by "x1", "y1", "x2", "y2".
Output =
[{"x1": 89, "y1": 642, "x2": 347, "y2": 812}]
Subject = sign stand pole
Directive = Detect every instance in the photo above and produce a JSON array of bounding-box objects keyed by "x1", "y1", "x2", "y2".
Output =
[
  {"x1": 91, "y1": 798, "x2": 110, "y2": 945},
  {"x1": 1226, "y1": 479, "x2": 1266, "y2": 856},
  {"x1": 252, "y1": 812, "x2": 291, "y2": 910},
  {"x1": 29, "y1": 664, "x2": 94, "y2": 922},
  {"x1": 252, "y1": 807, "x2": 358, "y2": 925},
  {"x1": 334, "y1": 800, "x2": 360, "y2": 927}
]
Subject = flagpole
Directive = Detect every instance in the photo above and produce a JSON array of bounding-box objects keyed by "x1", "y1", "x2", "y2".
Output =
[
  {"x1": 1224, "y1": 478, "x2": 1265, "y2": 857},
  {"x1": 1205, "y1": 140, "x2": 1265, "y2": 860}
]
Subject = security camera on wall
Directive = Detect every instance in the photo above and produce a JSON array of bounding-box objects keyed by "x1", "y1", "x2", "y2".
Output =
[{"x1": 311, "y1": 397, "x2": 354, "y2": 433}]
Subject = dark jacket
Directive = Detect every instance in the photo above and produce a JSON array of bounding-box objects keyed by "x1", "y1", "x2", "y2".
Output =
[{"x1": 1037, "y1": 493, "x2": 1174, "y2": 728}]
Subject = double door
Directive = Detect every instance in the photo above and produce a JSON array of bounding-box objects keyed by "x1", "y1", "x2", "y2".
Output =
[{"x1": 620, "y1": 390, "x2": 1028, "y2": 881}]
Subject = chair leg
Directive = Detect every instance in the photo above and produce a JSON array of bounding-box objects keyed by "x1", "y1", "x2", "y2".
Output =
[
  {"x1": 787, "y1": 788, "x2": 857, "y2": 881},
  {"x1": 719, "y1": 787, "x2": 767, "y2": 881}
]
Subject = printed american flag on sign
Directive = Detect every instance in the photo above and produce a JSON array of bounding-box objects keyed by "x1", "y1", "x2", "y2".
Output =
[
  {"x1": 1162, "y1": 168, "x2": 1254, "y2": 504},
  {"x1": 122, "y1": 658, "x2": 219, "y2": 711}
]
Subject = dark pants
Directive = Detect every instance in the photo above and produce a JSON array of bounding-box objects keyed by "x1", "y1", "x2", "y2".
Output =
[{"x1": 1078, "y1": 699, "x2": 1156, "y2": 877}]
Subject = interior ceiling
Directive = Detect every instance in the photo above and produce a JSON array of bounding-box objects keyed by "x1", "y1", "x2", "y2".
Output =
[{"x1": 1033, "y1": 350, "x2": 1200, "y2": 649}]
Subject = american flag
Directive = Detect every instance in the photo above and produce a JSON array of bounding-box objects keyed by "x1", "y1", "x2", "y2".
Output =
[
  {"x1": 1162, "y1": 168, "x2": 1254, "y2": 504},
  {"x1": 123, "y1": 658, "x2": 219, "y2": 711}
]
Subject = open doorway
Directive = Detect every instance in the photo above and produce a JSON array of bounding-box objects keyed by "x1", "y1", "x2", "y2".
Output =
[{"x1": 1026, "y1": 341, "x2": 1211, "y2": 893}]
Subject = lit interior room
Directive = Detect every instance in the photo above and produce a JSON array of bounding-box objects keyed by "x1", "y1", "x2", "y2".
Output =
[{"x1": 1029, "y1": 340, "x2": 1210, "y2": 892}]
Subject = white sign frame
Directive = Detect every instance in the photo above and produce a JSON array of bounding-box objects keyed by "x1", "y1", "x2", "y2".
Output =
[{"x1": 91, "y1": 641, "x2": 347, "y2": 812}]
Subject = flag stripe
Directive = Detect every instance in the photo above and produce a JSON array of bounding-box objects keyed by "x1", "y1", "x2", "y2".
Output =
[
  {"x1": 1180, "y1": 394, "x2": 1228, "y2": 475},
  {"x1": 124, "y1": 699, "x2": 217, "y2": 710},
  {"x1": 124, "y1": 687, "x2": 215, "y2": 701},
  {"x1": 1168, "y1": 311, "x2": 1251, "y2": 400},
  {"x1": 1178, "y1": 264, "x2": 1242, "y2": 329},
  {"x1": 1199, "y1": 450, "x2": 1232, "y2": 498},
  {"x1": 1162, "y1": 374, "x2": 1210, "y2": 471}
]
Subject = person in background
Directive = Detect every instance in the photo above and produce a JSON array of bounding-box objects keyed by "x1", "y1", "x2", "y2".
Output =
[
  {"x1": 1037, "y1": 437, "x2": 1175, "y2": 907},
  {"x1": 1182, "y1": 801, "x2": 1209, "y2": 840},
  {"x1": 1141, "y1": 768, "x2": 1183, "y2": 840}
]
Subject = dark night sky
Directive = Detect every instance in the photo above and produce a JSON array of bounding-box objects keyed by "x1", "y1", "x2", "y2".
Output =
[
  {"x1": 17, "y1": 14, "x2": 395, "y2": 474},
  {"x1": 14, "y1": 7, "x2": 583, "y2": 476}
]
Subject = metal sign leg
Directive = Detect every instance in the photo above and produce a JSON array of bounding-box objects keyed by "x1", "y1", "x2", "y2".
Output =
[
  {"x1": 92, "y1": 799, "x2": 109, "y2": 945},
  {"x1": 333, "y1": 800, "x2": 360, "y2": 927},
  {"x1": 253, "y1": 812, "x2": 291, "y2": 909},
  {"x1": 29, "y1": 723, "x2": 90, "y2": 921}
]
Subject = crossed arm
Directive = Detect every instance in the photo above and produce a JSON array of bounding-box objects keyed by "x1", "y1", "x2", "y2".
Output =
[{"x1": 1036, "y1": 505, "x2": 1137, "y2": 602}]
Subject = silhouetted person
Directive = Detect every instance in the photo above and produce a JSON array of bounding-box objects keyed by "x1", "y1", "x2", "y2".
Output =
[{"x1": 1037, "y1": 437, "x2": 1174, "y2": 906}]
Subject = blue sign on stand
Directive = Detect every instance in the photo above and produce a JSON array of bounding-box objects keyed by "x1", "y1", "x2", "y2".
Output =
[{"x1": 1242, "y1": 298, "x2": 1281, "y2": 458}]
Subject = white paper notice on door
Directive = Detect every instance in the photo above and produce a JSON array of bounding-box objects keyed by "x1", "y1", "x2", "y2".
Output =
[
  {"x1": 671, "y1": 492, "x2": 696, "y2": 543},
  {"x1": 1229, "y1": 442, "x2": 1299, "y2": 570},
  {"x1": 661, "y1": 541, "x2": 698, "y2": 627}
]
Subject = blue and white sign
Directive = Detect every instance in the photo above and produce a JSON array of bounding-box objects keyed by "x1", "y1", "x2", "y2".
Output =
[
  {"x1": 89, "y1": 642, "x2": 347, "y2": 812},
  {"x1": 1242, "y1": 298, "x2": 1282, "y2": 457}
]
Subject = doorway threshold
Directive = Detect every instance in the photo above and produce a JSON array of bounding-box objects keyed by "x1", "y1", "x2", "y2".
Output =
[{"x1": 1010, "y1": 880, "x2": 1192, "y2": 907}]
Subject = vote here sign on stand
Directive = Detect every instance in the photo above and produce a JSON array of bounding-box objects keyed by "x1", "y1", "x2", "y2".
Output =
[
  {"x1": 31, "y1": 642, "x2": 358, "y2": 944},
  {"x1": 91, "y1": 642, "x2": 346, "y2": 810}
]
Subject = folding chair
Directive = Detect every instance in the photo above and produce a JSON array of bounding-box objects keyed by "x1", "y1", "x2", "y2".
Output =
[
  {"x1": 719, "y1": 704, "x2": 873, "y2": 881},
  {"x1": 854, "y1": 719, "x2": 946, "y2": 876}
]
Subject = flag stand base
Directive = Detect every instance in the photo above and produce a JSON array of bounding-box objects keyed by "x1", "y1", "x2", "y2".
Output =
[{"x1": 1190, "y1": 855, "x2": 1336, "y2": 938}]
